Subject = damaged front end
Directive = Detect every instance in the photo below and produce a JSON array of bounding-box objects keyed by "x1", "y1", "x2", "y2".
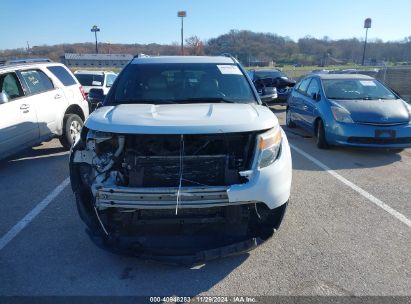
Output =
[{"x1": 69, "y1": 128, "x2": 287, "y2": 265}]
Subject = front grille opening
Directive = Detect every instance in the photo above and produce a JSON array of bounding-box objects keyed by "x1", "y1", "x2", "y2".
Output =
[{"x1": 123, "y1": 133, "x2": 256, "y2": 187}]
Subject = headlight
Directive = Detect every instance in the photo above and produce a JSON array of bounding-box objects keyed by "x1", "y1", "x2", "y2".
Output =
[
  {"x1": 406, "y1": 103, "x2": 411, "y2": 123},
  {"x1": 257, "y1": 126, "x2": 282, "y2": 168},
  {"x1": 331, "y1": 106, "x2": 354, "y2": 123}
]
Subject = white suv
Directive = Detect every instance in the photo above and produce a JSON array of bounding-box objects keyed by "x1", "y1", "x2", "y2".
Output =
[
  {"x1": 74, "y1": 70, "x2": 117, "y2": 95},
  {"x1": 0, "y1": 59, "x2": 89, "y2": 159},
  {"x1": 70, "y1": 56, "x2": 292, "y2": 264}
]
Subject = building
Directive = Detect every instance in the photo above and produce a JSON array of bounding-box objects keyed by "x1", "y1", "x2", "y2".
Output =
[{"x1": 62, "y1": 53, "x2": 133, "y2": 68}]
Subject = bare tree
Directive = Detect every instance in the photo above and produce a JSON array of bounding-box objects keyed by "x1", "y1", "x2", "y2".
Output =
[{"x1": 185, "y1": 36, "x2": 204, "y2": 55}]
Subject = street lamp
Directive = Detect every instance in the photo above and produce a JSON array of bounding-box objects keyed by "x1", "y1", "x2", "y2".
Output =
[
  {"x1": 177, "y1": 11, "x2": 186, "y2": 55},
  {"x1": 362, "y1": 18, "x2": 372, "y2": 66},
  {"x1": 91, "y1": 25, "x2": 100, "y2": 54}
]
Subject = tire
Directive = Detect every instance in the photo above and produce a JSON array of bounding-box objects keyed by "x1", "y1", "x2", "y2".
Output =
[
  {"x1": 286, "y1": 108, "x2": 296, "y2": 128},
  {"x1": 316, "y1": 119, "x2": 329, "y2": 149},
  {"x1": 59, "y1": 114, "x2": 83, "y2": 149}
]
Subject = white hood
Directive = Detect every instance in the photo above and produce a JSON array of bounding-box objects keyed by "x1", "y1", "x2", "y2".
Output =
[{"x1": 85, "y1": 103, "x2": 277, "y2": 134}]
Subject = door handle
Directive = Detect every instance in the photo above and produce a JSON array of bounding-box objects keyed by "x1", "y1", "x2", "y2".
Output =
[{"x1": 54, "y1": 94, "x2": 62, "y2": 99}]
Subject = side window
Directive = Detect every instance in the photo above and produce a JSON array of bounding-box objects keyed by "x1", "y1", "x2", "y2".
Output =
[
  {"x1": 106, "y1": 74, "x2": 116, "y2": 87},
  {"x1": 0, "y1": 73, "x2": 24, "y2": 101},
  {"x1": 20, "y1": 69, "x2": 54, "y2": 95},
  {"x1": 47, "y1": 66, "x2": 77, "y2": 86},
  {"x1": 306, "y1": 78, "x2": 320, "y2": 99},
  {"x1": 297, "y1": 78, "x2": 311, "y2": 94}
]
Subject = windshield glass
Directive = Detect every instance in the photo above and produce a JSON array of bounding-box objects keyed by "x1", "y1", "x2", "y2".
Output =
[
  {"x1": 323, "y1": 79, "x2": 398, "y2": 100},
  {"x1": 74, "y1": 74, "x2": 104, "y2": 86},
  {"x1": 254, "y1": 70, "x2": 287, "y2": 79},
  {"x1": 108, "y1": 63, "x2": 257, "y2": 105}
]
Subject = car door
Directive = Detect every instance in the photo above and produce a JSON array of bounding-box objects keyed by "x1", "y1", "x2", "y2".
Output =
[
  {"x1": 0, "y1": 72, "x2": 39, "y2": 157},
  {"x1": 290, "y1": 77, "x2": 311, "y2": 126},
  {"x1": 302, "y1": 77, "x2": 321, "y2": 130},
  {"x1": 18, "y1": 68, "x2": 65, "y2": 137}
]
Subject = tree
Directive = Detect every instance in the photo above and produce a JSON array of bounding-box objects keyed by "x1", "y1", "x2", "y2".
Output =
[{"x1": 185, "y1": 36, "x2": 204, "y2": 55}]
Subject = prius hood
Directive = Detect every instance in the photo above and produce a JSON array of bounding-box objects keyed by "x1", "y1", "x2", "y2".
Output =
[
  {"x1": 85, "y1": 103, "x2": 277, "y2": 134},
  {"x1": 332, "y1": 98, "x2": 410, "y2": 124}
]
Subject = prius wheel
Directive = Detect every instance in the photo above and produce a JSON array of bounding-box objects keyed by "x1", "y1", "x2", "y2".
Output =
[
  {"x1": 286, "y1": 108, "x2": 296, "y2": 128},
  {"x1": 59, "y1": 114, "x2": 83, "y2": 149},
  {"x1": 316, "y1": 119, "x2": 329, "y2": 149}
]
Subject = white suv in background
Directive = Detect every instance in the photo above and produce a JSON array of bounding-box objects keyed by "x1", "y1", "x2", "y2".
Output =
[
  {"x1": 0, "y1": 59, "x2": 89, "y2": 159},
  {"x1": 74, "y1": 70, "x2": 117, "y2": 95}
]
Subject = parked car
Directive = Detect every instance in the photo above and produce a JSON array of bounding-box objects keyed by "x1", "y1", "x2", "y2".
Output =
[
  {"x1": 69, "y1": 55, "x2": 292, "y2": 264},
  {"x1": 0, "y1": 58, "x2": 89, "y2": 159},
  {"x1": 74, "y1": 70, "x2": 117, "y2": 96},
  {"x1": 248, "y1": 69, "x2": 296, "y2": 104},
  {"x1": 286, "y1": 74, "x2": 411, "y2": 149},
  {"x1": 87, "y1": 88, "x2": 105, "y2": 112}
]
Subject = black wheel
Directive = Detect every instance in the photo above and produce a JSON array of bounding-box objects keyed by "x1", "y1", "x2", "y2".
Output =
[
  {"x1": 286, "y1": 108, "x2": 296, "y2": 128},
  {"x1": 59, "y1": 114, "x2": 83, "y2": 149},
  {"x1": 316, "y1": 119, "x2": 329, "y2": 149}
]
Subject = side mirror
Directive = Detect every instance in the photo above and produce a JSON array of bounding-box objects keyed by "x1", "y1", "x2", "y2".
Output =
[
  {"x1": 88, "y1": 88, "x2": 104, "y2": 100},
  {"x1": 88, "y1": 88, "x2": 105, "y2": 111},
  {"x1": 312, "y1": 92, "x2": 321, "y2": 101},
  {"x1": 0, "y1": 92, "x2": 9, "y2": 104}
]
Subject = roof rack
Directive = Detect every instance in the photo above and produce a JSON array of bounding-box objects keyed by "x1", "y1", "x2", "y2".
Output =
[
  {"x1": 1, "y1": 58, "x2": 52, "y2": 66},
  {"x1": 220, "y1": 53, "x2": 239, "y2": 63}
]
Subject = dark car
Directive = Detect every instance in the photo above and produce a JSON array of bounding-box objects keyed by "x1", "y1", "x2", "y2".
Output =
[
  {"x1": 248, "y1": 69, "x2": 296, "y2": 104},
  {"x1": 87, "y1": 88, "x2": 105, "y2": 112}
]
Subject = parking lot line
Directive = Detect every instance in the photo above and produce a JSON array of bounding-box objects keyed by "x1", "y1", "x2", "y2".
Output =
[
  {"x1": 290, "y1": 144, "x2": 411, "y2": 228},
  {"x1": 0, "y1": 177, "x2": 70, "y2": 251}
]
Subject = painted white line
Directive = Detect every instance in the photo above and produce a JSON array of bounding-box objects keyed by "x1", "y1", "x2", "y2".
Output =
[
  {"x1": 0, "y1": 177, "x2": 70, "y2": 251},
  {"x1": 10, "y1": 151, "x2": 69, "y2": 162},
  {"x1": 290, "y1": 144, "x2": 411, "y2": 228}
]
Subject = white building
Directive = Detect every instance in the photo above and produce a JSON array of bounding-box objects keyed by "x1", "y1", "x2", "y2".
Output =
[{"x1": 62, "y1": 53, "x2": 133, "y2": 68}]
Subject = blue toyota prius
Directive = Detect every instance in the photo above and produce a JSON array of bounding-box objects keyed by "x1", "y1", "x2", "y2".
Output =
[{"x1": 286, "y1": 74, "x2": 411, "y2": 149}]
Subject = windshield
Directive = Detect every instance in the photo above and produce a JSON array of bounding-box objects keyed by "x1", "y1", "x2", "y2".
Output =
[
  {"x1": 254, "y1": 70, "x2": 287, "y2": 79},
  {"x1": 323, "y1": 79, "x2": 398, "y2": 100},
  {"x1": 75, "y1": 74, "x2": 104, "y2": 86},
  {"x1": 107, "y1": 63, "x2": 257, "y2": 105}
]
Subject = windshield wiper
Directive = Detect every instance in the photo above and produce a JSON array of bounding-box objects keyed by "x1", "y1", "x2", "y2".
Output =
[
  {"x1": 328, "y1": 97, "x2": 359, "y2": 100},
  {"x1": 361, "y1": 96, "x2": 393, "y2": 100},
  {"x1": 174, "y1": 97, "x2": 238, "y2": 103},
  {"x1": 114, "y1": 98, "x2": 177, "y2": 104}
]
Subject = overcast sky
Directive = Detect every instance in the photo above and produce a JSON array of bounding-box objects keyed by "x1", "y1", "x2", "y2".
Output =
[{"x1": 1, "y1": 0, "x2": 410, "y2": 50}]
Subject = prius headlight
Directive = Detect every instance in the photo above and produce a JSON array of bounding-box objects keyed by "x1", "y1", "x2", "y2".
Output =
[
  {"x1": 406, "y1": 103, "x2": 411, "y2": 123},
  {"x1": 257, "y1": 126, "x2": 282, "y2": 168},
  {"x1": 331, "y1": 106, "x2": 354, "y2": 123}
]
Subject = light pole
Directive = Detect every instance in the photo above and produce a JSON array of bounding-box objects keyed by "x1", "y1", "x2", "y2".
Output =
[
  {"x1": 362, "y1": 18, "x2": 371, "y2": 66},
  {"x1": 177, "y1": 11, "x2": 186, "y2": 55},
  {"x1": 91, "y1": 25, "x2": 100, "y2": 54}
]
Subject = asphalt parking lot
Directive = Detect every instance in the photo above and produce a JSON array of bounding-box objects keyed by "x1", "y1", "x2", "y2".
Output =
[{"x1": 0, "y1": 106, "x2": 410, "y2": 297}]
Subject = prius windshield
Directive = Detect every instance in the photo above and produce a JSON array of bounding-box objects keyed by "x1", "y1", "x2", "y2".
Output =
[
  {"x1": 107, "y1": 63, "x2": 257, "y2": 105},
  {"x1": 323, "y1": 79, "x2": 398, "y2": 100}
]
